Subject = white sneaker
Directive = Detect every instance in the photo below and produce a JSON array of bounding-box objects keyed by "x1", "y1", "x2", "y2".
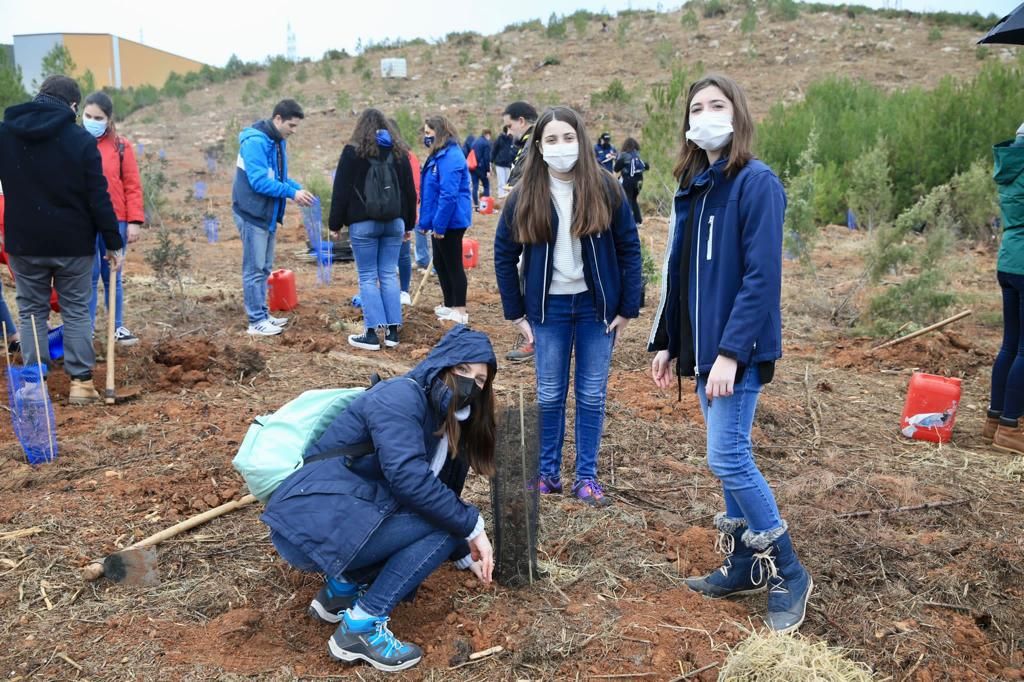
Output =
[
  {"x1": 114, "y1": 326, "x2": 139, "y2": 346},
  {"x1": 267, "y1": 315, "x2": 289, "y2": 327},
  {"x1": 434, "y1": 305, "x2": 452, "y2": 318},
  {"x1": 247, "y1": 320, "x2": 283, "y2": 336},
  {"x1": 400, "y1": 291, "x2": 411, "y2": 306},
  {"x1": 440, "y1": 310, "x2": 469, "y2": 324}
]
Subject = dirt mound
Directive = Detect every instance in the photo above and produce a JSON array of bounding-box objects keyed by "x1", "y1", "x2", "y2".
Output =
[
  {"x1": 154, "y1": 338, "x2": 218, "y2": 372},
  {"x1": 828, "y1": 331, "x2": 990, "y2": 377},
  {"x1": 221, "y1": 344, "x2": 267, "y2": 377}
]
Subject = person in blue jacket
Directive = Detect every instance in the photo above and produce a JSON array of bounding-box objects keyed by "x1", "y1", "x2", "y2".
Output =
[
  {"x1": 494, "y1": 106, "x2": 642, "y2": 508},
  {"x1": 648, "y1": 75, "x2": 812, "y2": 634},
  {"x1": 470, "y1": 129, "x2": 493, "y2": 210},
  {"x1": 262, "y1": 325, "x2": 497, "y2": 673},
  {"x1": 231, "y1": 99, "x2": 315, "y2": 336},
  {"x1": 419, "y1": 115, "x2": 473, "y2": 324},
  {"x1": 594, "y1": 132, "x2": 617, "y2": 172}
]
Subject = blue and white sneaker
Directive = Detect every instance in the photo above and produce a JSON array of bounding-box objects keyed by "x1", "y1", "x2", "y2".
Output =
[
  {"x1": 328, "y1": 612, "x2": 423, "y2": 672},
  {"x1": 308, "y1": 579, "x2": 364, "y2": 624}
]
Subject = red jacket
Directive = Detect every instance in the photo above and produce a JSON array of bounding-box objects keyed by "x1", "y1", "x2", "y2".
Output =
[
  {"x1": 96, "y1": 132, "x2": 144, "y2": 223},
  {"x1": 408, "y1": 151, "x2": 421, "y2": 224}
]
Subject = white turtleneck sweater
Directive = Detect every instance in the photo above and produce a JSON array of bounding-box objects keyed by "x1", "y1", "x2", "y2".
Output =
[{"x1": 548, "y1": 174, "x2": 588, "y2": 295}]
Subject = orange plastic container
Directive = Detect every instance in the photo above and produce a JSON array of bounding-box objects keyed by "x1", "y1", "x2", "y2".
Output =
[
  {"x1": 478, "y1": 196, "x2": 495, "y2": 214},
  {"x1": 462, "y1": 238, "x2": 479, "y2": 270},
  {"x1": 267, "y1": 269, "x2": 298, "y2": 311},
  {"x1": 900, "y1": 372, "x2": 961, "y2": 443}
]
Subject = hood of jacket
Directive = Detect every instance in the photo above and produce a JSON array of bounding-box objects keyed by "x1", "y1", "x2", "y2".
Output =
[
  {"x1": 252, "y1": 118, "x2": 283, "y2": 142},
  {"x1": 2, "y1": 101, "x2": 75, "y2": 141},
  {"x1": 994, "y1": 141, "x2": 1024, "y2": 186},
  {"x1": 405, "y1": 325, "x2": 496, "y2": 391}
]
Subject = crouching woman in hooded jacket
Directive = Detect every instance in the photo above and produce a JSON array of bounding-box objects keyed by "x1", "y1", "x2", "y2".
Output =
[{"x1": 262, "y1": 325, "x2": 497, "y2": 673}]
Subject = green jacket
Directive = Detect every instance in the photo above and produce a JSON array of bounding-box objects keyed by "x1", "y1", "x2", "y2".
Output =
[{"x1": 995, "y1": 139, "x2": 1024, "y2": 275}]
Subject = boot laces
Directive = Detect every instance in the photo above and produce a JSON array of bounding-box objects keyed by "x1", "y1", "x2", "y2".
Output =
[
  {"x1": 368, "y1": 617, "x2": 408, "y2": 657},
  {"x1": 714, "y1": 531, "x2": 735, "y2": 577},
  {"x1": 751, "y1": 549, "x2": 787, "y2": 593}
]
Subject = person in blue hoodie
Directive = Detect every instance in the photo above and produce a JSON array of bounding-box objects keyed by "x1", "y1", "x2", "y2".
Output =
[
  {"x1": 231, "y1": 99, "x2": 315, "y2": 336},
  {"x1": 470, "y1": 129, "x2": 493, "y2": 210},
  {"x1": 261, "y1": 325, "x2": 497, "y2": 673},
  {"x1": 648, "y1": 75, "x2": 812, "y2": 634},
  {"x1": 418, "y1": 115, "x2": 473, "y2": 324},
  {"x1": 494, "y1": 106, "x2": 642, "y2": 508},
  {"x1": 594, "y1": 132, "x2": 617, "y2": 172}
]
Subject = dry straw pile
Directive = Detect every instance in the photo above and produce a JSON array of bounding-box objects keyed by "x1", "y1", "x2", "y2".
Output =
[{"x1": 718, "y1": 631, "x2": 879, "y2": 681}]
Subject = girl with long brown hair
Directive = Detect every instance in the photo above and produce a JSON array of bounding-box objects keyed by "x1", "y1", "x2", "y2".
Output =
[
  {"x1": 493, "y1": 105, "x2": 642, "y2": 508},
  {"x1": 648, "y1": 75, "x2": 812, "y2": 633},
  {"x1": 263, "y1": 326, "x2": 498, "y2": 673}
]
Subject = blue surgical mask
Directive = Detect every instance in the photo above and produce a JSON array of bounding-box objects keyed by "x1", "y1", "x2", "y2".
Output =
[
  {"x1": 83, "y1": 118, "x2": 108, "y2": 138},
  {"x1": 423, "y1": 135, "x2": 435, "y2": 149}
]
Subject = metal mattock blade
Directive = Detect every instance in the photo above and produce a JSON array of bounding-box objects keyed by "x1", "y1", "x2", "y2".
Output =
[{"x1": 103, "y1": 547, "x2": 160, "y2": 586}]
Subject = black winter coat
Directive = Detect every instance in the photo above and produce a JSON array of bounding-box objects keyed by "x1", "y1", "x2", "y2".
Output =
[
  {"x1": 328, "y1": 144, "x2": 417, "y2": 231},
  {"x1": 0, "y1": 100, "x2": 122, "y2": 257}
]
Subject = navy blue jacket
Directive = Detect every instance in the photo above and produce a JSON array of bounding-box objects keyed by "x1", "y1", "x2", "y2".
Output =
[
  {"x1": 492, "y1": 132, "x2": 516, "y2": 168},
  {"x1": 0, "y1": 100, "x2": 122, "y2": 257},
  {"x1": 261, "y1": 326, "x2": 497, "y2": 578},
  {"x1": 462, "y1": 135, "x2": 476, "y2": 157},
  {"x1": 494, "y1": 177, "x2": 643, "y2": 325},
  {"x1": 648, "y1": 158, "x2": 785, "y2": 376},
  {"x1": 594, "y1": 142, "x2": 618, "y2": 172},
  {"x1": 470, "y1": 136, "x2": 492, "y2": 175},
  {"x1": 418, "y1": 140, "x2": 473, "y2": 236},
  {"x1": 231, "y1": 120, "x2": 301, "y2": 232}
]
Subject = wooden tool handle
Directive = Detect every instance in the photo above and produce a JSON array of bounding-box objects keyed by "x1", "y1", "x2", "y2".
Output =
[
  {"x1": 411, "y1": 257, "x2": 433, "y2": 307},
  {"x1": 105, "y1": 264, "x2": 117, "y2": 404},
  {"x1": 83, "y1": 494, "x2": 258, "y2": 581}
]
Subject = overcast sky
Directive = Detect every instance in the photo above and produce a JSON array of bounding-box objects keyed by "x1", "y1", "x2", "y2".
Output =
[{"x1": 0, "y1": 0, "x2": 1017, "y2": 67}]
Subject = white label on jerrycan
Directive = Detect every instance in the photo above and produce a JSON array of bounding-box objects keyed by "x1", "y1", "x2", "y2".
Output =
[{"x1": 901, "y1": 402, "x2": 957, "y2": 438}]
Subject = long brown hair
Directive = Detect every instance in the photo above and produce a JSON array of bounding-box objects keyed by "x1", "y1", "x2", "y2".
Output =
[
  {"x1": 506, "y1": 106, "x2": 620, "y2": 244},
  {"x1": 437, "y1": 365, "x2": 497, "y2": 477},
  {"x1": 350, "y1": 108, "x2": 408, "y2": 159},
  {"x1": 673, "y1": 75, "x2": 755, "y2": 189},
  {"x1": 423, "y1": 115, "x2": 459, "y2": 158}
]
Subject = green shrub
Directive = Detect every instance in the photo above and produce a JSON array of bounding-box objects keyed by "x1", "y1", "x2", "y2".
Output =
[
  {"x1": 504, "y1": 19, "x2": 544, "y2": 32},
  {"x1": 242, "y1": 80, "x2": 261, "y2": 106},
  {"x1": 681, "y1": 9, "x2": 699, "y2": 28},
  {"x1": 927, "y1": 27, "x2": 943, "y2": 42},
  {"x1": 703, "y1": 0, "x2": 727, "y2": 19},
  {"x1": 145, "y1": 227, "x2": 191, "y2": 314},
  {"x1": 741, "y1": 6, "x2": 758, "y2": 32},
  {"x1": 295, "y1": 63, "x2": 308, "y2": 83},
  {"x1": 319, "y1": 60, "x2": 333, "y2": 82},
  {"x1": 571, "y1": 10, "x2": 591, "y2": 36},
  {"x1": 768, "y1": 0, "x2": 799, "y2": 21},
  {"x1": 617, "y1": 16, "x2": 632, "y2": 46},
  {"x1": 866, "y1": 267, "x2": 955, "y2": 337},
  {"x1": 38, "y1": 44, "x2": 76, "y2": 87},
  {"x1": 0, "y1": 50, "x2": 28, "y2": 111},
  {"x1": 323, "y1": 49, "x2": 349, "y2": 60},
  {"x1": 458, "y1": 49, "x2": 471, "y2": 67},
  {"x1": 847, "y1": 139, "x2": 893, "y2": 232},
  {"x1": 656, "y1": 41, "x2": 676, "y2": 68},
  {"x1": 392, "y1": 107, "x2": 421, "y2": 147},
  {"x1": 336, "y1": 91, "x2": 352, "y2": 112},
  {"x1": 542, "y1": 55, "x2": 561, "y2": 66},
  {"x1": 361, "y1": 68, "x2": 373, "y2": 82},
  {"x1": 591, "y1": 78, "x2": 631, "y2": 106},
  {"x1": 162, "y1": 72, "x2": 188, "y2": 99},
  {"x1": 547, "y1": 13, "x2": 567, "y2": 40},
  {"x1": 783, "y1": 130, "x2": 820, "y2": 269},
  {"x1": 266, "y1": 56, "x2": 290, "y2": 91},
  {"x1": 223, "y1": 115, "x2": 240, "y2": 164},
  {"x1": 354, "y1": 55, "x2": 367, "y2": 72},
  {"x1": 446, "y1": 31, "x2": 479, "y2": 46},
  {"x1": 812, "y1": 161, "x2": 846, "y2": 225},
  {"x1": 949, "y1": 158, "x2": 999, "y2": 240},
  {"x1": 976, "y1": 46, "x2": 990, "y2": 60},
  {"x1": 481, "y1": 37, "x2": 492, "y2": 53},
  {"x1": 642, "y1": 65, "x2": 703, "y2": 214}
]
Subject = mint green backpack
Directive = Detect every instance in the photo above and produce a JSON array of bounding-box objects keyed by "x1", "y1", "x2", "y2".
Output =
[{"x1": 232, "y1": 387, "x2": 372, "y2": 502}]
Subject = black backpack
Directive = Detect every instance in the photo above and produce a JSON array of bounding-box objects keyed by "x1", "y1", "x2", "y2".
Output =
[
  {"x1": 362, "y1": 150, "x2": 402, "y2": 221},
  {"x1": 628, "y1": 152, "x2": 647, "y2": 179}
]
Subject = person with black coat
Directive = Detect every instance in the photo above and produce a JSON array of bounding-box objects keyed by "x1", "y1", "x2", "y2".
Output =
[
  {"x1": 492, "y1": 125, "x2": 516, "y2": 198},
  {"x1": 614, "y1": 137, "x2": 649, "y2": 225},
  {"x1": 329, "y1": 108, "x2": 417, "y2": 351},
  {"x1": 0, "y1": 76, "x2": 123, "y2": 405}
]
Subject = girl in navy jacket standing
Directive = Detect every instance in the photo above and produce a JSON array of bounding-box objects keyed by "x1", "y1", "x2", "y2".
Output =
[
  {"x1": 494, "y1": 106, "x2": 642, "y2": 508},
  {"x1": 418, "y1": 115, "x2": 473, "y2": 324},
  {"x1": 262, "y1": 326, "x2": 497, "y2": 673},
  {"x1": 649, "y1": 75, "x2": 812, "y2": 634}
]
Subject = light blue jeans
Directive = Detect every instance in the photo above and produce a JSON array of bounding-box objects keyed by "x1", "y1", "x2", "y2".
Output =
[
  {"x1": 398, "y1": 232, "x2": 432, "y2": 292},
  {"x1": 89, "y1": 221, "x2": 128, "y2": 330},
  {"x1": 696, "y1": 369, "x2": 783, "y2": 533},
  {"x1": 350, "y1": 219, "x2": 403, "y2": 329},
  {"x1": 234, "y1": 213, "x2": 276, "y2": 325},
  {"x1": 533, "y1": 293, "x2": 614, "y2": 482}
]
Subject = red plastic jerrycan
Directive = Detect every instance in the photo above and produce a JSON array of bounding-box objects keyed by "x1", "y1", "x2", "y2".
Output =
[
  {"x1": 478, "y1": 196, "x2": 495, "y2": 214},
  {"x1": 900, "y1": 372, "x2": 961, "y2": 443},
  {"x1": 462, "y1": 238, "x2": 479, "y2": 270},
  {"x1": 267, "y1": 269, "x2": 298, "y2": 311}
]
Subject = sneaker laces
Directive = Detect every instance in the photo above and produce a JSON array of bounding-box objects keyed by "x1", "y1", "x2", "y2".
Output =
[
  {"x1": 577, "y1": 478, "x2": 605, "y2": 498},
  {"x1": 368, "y1": 617, "x2": 408, "y2": 657},
  {"x1": 751, "y1": 549, "x2": 787, "y2": 593}
]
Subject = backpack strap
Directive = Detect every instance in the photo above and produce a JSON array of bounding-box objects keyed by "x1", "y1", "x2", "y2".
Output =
[
  {"x1": 304, "y1": 440, "x2": 375, "y2": 464},
  {"x1": 117, "y1": 136, "x2": 126, "y2": 180}
]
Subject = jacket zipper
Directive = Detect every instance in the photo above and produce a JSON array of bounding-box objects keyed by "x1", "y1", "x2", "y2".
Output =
[
  {"x1": 589, "y1": 236, "x2": 609, "y2": 325},
  {"x1": 541, "y1": 243, "x2": 550, "y2": 324},
  {"x1": 706, "y1": 215, "x2": 715, "y2": 261},
  {"x1": 694, "y1": 179, "x2": 714, "y2": 376}
]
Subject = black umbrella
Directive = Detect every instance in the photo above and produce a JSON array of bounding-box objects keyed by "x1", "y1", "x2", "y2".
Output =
[{"x1": 978, "y1": 1, "x2": 1024, "y2": 45}]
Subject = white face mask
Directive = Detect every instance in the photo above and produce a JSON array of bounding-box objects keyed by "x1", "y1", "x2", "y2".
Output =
[
  {"x1": 542, "y1": 142, "x2": 579, "y2": 173},
  {"x1": 685, "y1": 112, "x2": 734, "y2": 152}
]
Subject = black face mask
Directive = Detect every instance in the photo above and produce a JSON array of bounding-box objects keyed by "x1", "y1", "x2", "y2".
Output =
[{"x1": 454, "y1": 374, "x2": 482, "y2": 410}]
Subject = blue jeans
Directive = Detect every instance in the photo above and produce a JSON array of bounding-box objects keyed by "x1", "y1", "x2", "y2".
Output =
[
  {"x1": 697, "y1": 369, "x2": 783, "y2": 533},
  {"x1": 415, "y1": 229, "x2": 431, "y2": 268},
  {"x1": 0, "y1": 280, "x2": 16, "y2": 339},
  {"x1": 234, "y1": 213, "x2": 276, "y2": 325},
  {"x1": 350, "y1": 219, "x2": 403, "y2": 329},
  {"x1": 991, "y1": 270, "x2": 1024, "y2": 420},
  {"x1": 272, "y1": 510, "x2": 460, "y2": 617},
  {"x1": 533, "y1": 293, "x2": 614, "y2": 482},
  {"x1": 89, "y1": 221, "x2": 128, "y2": 330},
  {"x1": 471, "y1": 172, "x2": 490, "y2": 207}
]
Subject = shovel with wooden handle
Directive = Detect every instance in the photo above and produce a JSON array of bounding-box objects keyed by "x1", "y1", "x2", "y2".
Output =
[
  {"x1": 82, "y1": 494, "x2": 257, "y2": 585},
  {"x1": 105, "y1": 261, "x2": 117, "y2": 405}
]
